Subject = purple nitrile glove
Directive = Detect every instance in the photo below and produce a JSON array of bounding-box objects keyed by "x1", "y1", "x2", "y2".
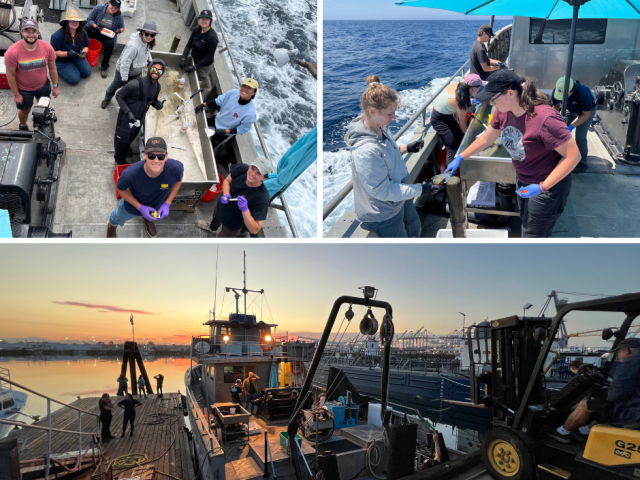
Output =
[
  {"x1": 568, "y1": 124, "x2": 575, "y2": 133},
  {"x1": 157, "y1": 202, "x2": 170, "y2": 220},
  {"x1": 516, "y1": 184, "x2": 543, "y2": 198},
  {"x1": 220, "y1": 194, "x2": 231, "y2": 204},
  {"x1": 139, "y1": 205, "x2": 157, "y2": 221},
  {"x1": 237, "y1": 196, "x2": 249, "y2": 213}
]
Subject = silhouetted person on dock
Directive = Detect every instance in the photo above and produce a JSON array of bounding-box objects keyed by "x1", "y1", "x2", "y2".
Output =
[
  {"x1": 154, "y1": 374, "x2": 164, "y2": 398},
  {"x1": 137, "y1": 375, "x2": 147, "y2": 399},
  {"x1": 99, "y1": 393, "x2": 114, "y2": 442},
  {"x1": 118, "y1": 393, "x2": 141, "y2": 437},
  {"x1": 243, "y1": 372, "x2": 260, "y2": 414},
  {"x1": 117, "y1": 375, "x2": 128, "y2": 396}
]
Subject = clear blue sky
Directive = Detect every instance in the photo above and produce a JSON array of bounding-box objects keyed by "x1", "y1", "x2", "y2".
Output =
[
  {"x1": 324, "y1": 0, "x2": 512, "y2": 21},
  {"x1": 1, "y1": 244, "x2": 639, "y2": 348}
]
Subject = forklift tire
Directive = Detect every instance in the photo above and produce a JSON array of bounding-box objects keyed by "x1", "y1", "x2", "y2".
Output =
[{"x1": 482, "y1": 429, "x2": 535, "y2": 480}]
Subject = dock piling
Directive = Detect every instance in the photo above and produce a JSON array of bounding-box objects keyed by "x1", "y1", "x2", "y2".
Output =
[
  {"x1": 445, "y1": 176, "x2": 466, "y2": 238},
  {"x1": 170, "y1": 36, "x2": 181, "y2": 53}
]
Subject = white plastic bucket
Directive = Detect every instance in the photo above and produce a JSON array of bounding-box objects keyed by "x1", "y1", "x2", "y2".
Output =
[{"x1": 229, "y1": 407, "x2": 236, "y2": 415}]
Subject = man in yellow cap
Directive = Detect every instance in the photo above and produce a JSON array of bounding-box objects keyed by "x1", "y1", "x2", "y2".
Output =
[{"x1": 194, "y1": 78, "x2": 258, "y2": 149}]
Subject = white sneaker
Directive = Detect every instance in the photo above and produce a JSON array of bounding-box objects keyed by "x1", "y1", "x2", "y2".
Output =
[{"x1": 195, "y1": 220, "x2": 218, "y2": 235}]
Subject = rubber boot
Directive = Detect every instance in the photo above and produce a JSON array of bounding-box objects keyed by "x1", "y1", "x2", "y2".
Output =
[{"x1": 107, "y1": 222, "x2": 117, "y2": 238}]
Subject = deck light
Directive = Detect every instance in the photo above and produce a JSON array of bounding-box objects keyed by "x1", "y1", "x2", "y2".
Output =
[
  {"x1": 223, "y1": 335, "x2": 230, "y2": 342},
  {"x1": 265, "y1": 335, "x2": 271, "y2": 342}
]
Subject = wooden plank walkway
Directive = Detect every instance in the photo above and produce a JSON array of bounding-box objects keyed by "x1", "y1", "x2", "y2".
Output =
[{"x1": 8, "y1": 393, "x2": 195, "y2": 480}]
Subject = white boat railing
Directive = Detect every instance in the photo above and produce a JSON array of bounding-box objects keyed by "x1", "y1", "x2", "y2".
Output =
[
  {"x1": 322, "y1": 59, "x2": 470, "y2": 221},
  {"x1": 0, "y1": 377, "x2": 101, "y2": 479},
  {"x1": 209, "y1": 1, "x2": 300, "y2": 238}
]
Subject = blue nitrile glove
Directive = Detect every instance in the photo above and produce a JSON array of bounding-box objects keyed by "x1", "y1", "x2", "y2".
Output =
[
  {"x1": 156, "y1": 202, "x2": 170, "y2": 219},
  {"x1": 568, "y1": 124, "x2": 575, "y2": 133},
  {"x1": 471, "y1": 98, "x2": 481, "y2": 105},
  {"x1": 444, "y1": 155, "x2": 463, "y2": 176},
  {"x1": 406, "y1": 140, "x2": 424, "y2": 153},
  {"x1": 516, "y1": 184, "x2": 543, "y2": 198},
  {"x1": 139, "y1": 205, "x2": 157, "y2": 221},
  {"x1": 185, "y1": 66, "x2": 196, "y2": 73},
  {"x1": 220, "y1": 194, "x2": 231, "y2": 204},
  {"x1": 498, "y1": 61, "x2": 507, "y2": 69},
  {"x1": 237, "y1": 196, "x2": 249, "y2": 213}
]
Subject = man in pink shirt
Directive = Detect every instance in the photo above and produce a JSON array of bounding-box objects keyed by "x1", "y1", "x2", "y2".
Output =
[{"x1": 4, "y1": 19, "x2": 59, "y2": 131}]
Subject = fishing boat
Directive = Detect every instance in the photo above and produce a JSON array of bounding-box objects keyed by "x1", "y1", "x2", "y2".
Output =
[
  {"x1": 0, "y1": 0, "x2": 316, "y2": 238},
  {"x1": 0, "y1": 367, "x2": 28, "y2": 439},
  {"x1": 324, "y1": 16, "x2": 640, "y2": 238}
]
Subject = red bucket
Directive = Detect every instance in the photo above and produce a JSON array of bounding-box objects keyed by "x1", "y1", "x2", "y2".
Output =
[
  {"x1": 87, "y1": 39, "x2": 102, "y2": 68},
  {"x1": 113, "y1": 164, "x2": 131, "y2": 199},
  {"x1": 200, "y1": 174, "x2": 224, "y2": 202}
]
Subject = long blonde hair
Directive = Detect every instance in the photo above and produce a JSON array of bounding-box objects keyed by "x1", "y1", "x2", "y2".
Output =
[{"x1": 360, "y1": 75, "x2": 401, "y2": 118}]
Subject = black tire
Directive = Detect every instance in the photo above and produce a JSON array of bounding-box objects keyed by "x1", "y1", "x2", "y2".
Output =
[{"x1": 481, "y1": 429, "x2": 536, "y2": 480}]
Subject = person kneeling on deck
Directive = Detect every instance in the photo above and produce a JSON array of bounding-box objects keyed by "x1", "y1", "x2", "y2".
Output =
[
  {"x1": 194, "y1": 78, "x2": 258, "y2": 150},
  {"x1": 180, "y1": 9, "x2": 219, "y2": 88},
  {"x1": 551, "y1": 77, "x2": 598, "y2": 174},
  {"x1": 469, "y1": 24, "x2": 505, "y2": 82},
  {"x1": 549, "y1": 338, "x2": 640, "y2": 444},
  {"x1": 195, "y1": 157, "x2": 273, "y2": 238},
  {"x1": 113, "y1": 58, "x2": 165, "y2": 165},
  {"x1": 446, "y1": 70, "x2": 581, "y2": 238},
  {"x1": 51, "y1": 10, "x2": 91, "y2": 86},
  {"x1": 346, "y1": 75, "x2": 443, "y2": 238},
  {"x1": 108, "y1": 137, "x2": 184, "y2": 238},
  {"x1": 101, "y1": 20, "x2": 158, "y2": 109},
  {"x1": 5, "y1": 19, "x2": 59, "y2": 132},
  {"x1": 85, "y1": 0, "x2": 125, "y2": 78},
  {"x1": 118, "y1": 393, "x2": 141, "y2": 438}
]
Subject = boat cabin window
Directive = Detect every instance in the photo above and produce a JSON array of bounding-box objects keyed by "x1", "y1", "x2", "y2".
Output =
[
  {"x1": 529, "y1": 18, "x2": 607, "y2": 45},
  {"x1": 223, "y1": 366, "x2": 252, "y2": 383},
  {"x1": 3, "y1": 398, "x2": 15, "y2": 409}
]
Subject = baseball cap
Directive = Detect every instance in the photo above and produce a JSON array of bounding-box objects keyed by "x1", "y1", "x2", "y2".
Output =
[
  {"x1": 474, "y1": 69, "x2": 522, "y2": 103},
  {"x1": 109, "y1": 0, "x2": 122, "y2": 7},
  {"x1": 198, "y1": 9, "x2": 213, "y2": 19},
  {"x1": 480, "y1": 24, "x2": 495, "y2": 37},
  {"x1": 610, "y1": 338, "x2": 640, "y2": 352},
  {"x1": 464, "y1": 73, "x2": 487, "y2": 87},
  {"x1": 554, "y1": 77, "x2": 575, "y2": 101},
  {"x1": 242, "y1": 78, "x2": 259, "y2": 90},
  {"x1": 21, "y1": 19, "x2": 39, "y2": 30},
  {"x1": 249, "y1": 156, "x2": 274, "y2": 176},
  {"x1": 145, "y1": 137, "x2": 167, "y2": 153}
]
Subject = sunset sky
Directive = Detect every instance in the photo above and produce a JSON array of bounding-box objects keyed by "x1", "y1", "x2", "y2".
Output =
[{"x1": 1, "y1": 243, "x2": 639, "y2": 347}]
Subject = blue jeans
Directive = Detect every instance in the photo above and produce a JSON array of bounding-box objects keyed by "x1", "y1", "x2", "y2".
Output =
[
  {"x1": 516, "y1": 175, "x2": 571, "y2": 238},
  {"x1": 245, "y1": 393, "x2": 257, "y2": 413},
  {"x1": 105, "y1": 70, "x2": 137, "y2": 102},
  {"x1": 56, "y1": 58, "x2": 91, "y2": 86},
  {"x1": 109, "y1": 199, "x2": 141, "y2": 226},
  {"x1": 367, "y1": 200, "x2": 421, "y2": 238},
  {"x1": 574, "y1": 107, "x2": 597, "y2": 165}
]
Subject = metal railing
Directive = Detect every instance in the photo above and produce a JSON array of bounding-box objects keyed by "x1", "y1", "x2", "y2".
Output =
[
  {"x1": 0, "y1": 377, "x2": 101, "y2": 479},
  {"x1": 208, "y1": 0, "x2": 299, "y2": 238},
  {"x1": 322, "y1": 59, "x2": 470, "y2": 221}
]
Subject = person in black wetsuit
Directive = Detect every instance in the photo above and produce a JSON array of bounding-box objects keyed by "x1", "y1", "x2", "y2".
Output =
[
  {"x1": 180, "y1": 10, "x2": 219, "y2": 88},
  {"x1": 118, "y1": 393, "x2": 141, "y2": 437}
]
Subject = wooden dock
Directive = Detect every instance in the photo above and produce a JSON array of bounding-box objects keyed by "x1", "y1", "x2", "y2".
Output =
[{"x1": 8, "y1": 393, "x2": 195, "y2": 480}]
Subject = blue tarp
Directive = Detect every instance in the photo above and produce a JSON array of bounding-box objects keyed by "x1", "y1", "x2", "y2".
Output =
[
  {"x1": 264, "y1": 127, "x2": 317, "y2": 200},
  {"x1": 0, "y1": 210, "x2": 12, "y2": 238},
  {"x1": 395, "y1": 0, "x2": 640, "y2": 19},
  {"x1": 269, "y1": 362, "x2": 279, "y2": 388}
]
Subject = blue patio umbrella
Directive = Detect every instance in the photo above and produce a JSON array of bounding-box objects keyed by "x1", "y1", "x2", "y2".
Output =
[
  {"x1": 269, "y1": 361, "x2": 279, "y2": 388},
  {"x1": 0, "y1": 210, "x2": 11, "y2": 238},
  {"x1": 395, "y1": 0, "x2": 640, "y2": 119},
  {"x1": 264, "y1": 126, "x2": 317, "y2": 201}
]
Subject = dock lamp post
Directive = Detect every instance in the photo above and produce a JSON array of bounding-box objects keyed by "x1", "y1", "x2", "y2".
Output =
[
  {"x1": 523, "y1": 303, "x2": 533, "y2": 318},
  {"x1": 223, "y1": 335, "x2": 229, "y2": 358},
  {"x1": 459, "y1": 312, "x2": 466, "y2": 335}
]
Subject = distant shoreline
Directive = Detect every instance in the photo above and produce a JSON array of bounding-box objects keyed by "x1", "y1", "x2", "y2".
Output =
[{"x1": 0, "y1": 351, "x2": 189, "y2": 358}]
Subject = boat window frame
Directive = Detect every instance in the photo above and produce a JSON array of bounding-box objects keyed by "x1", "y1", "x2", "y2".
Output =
[
  {"x1": 529, "y1": 18, "x2": 608, "y2": 45},
  {"x1": 223, "y1": 365, "x2": 254, "y2": 384}
]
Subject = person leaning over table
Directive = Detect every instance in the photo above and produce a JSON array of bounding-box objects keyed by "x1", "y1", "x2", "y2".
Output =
[
  {"x1": 50, "y1": 10, "x2": 91, "y2": 86},
  {"x1": 444, "y1": 70, "x2": 581, "y2": 238},
  {"x1": 85, "y1": 0, "x2": 126, "y2": 78}
]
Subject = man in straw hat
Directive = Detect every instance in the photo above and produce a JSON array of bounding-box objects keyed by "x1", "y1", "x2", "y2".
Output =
[
  {"x1": 4, "y1": 19, "x2": 59, "y2": 131},
  {"x1": 50, "y1": 10, "x2": 91, "y2": 86}
]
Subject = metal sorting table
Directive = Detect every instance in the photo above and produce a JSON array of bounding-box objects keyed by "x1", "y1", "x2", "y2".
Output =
[
  {"x1": 457, "y1": 102, "x2": 518, "y2": 227},
  {"x1": 211, "y1": 402, "x2": 250, "y2": 444}
]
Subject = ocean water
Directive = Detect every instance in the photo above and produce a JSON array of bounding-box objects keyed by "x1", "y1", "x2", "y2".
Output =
[
  {"x1": 211, "y1": 0, "x2": 317, "y2": 238},
  {"x1": 323, "y1": 20, "x2": 510, "y2": 235}
]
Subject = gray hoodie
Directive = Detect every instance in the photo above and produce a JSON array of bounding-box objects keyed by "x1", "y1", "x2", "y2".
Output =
[
  {"x1": 345, "y1": 116, "x2": 421, "y2": 223},
  {"x1": 116, "y1": 33, "x2": 153, "y2": 81}
]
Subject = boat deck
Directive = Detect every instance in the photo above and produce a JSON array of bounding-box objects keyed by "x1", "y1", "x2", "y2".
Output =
[
  {"x1": 3, "y1": 0, "x2": 286, "y2": 238},
  {"x1": 7, "y1": 392, "x2": 195, "y2": 480}
]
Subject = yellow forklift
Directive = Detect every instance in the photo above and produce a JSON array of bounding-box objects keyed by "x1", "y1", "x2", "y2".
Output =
[{"x1": 467, "y1": 292, "x2": 640, "y2": 480}]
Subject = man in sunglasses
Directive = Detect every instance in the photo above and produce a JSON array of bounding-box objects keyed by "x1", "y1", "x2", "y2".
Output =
[
  {"x1": 180, "y1": 10, "x2": 218, "y2": 88},
  {"x1": 195, "y1": 156, "x2": 273, "y2": 238},
  {"x1": 108, "y1": 137, "x2": 183, "y2": 238},
  {"x1": 113, "y1": 58, "x2": 166, "y2": 165},
  {"x1": 4, "y1": 19, "x2": 59, "y2": 131}
]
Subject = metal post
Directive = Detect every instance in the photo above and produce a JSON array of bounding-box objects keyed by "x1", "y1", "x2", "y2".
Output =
[
  {"x1": 263, "y1": 431, "x2": 269, "y2": 478},
  {"x1": 170, "y1": 35, "x2": 181, "y2": 53},
  {"x1": 561, "y1": 4, "x2": 581, "y2": 122},
  {"x1": 314, "y1": 413, "x2": 319, "y2": 474},
  {"x1": 45, "y1": 399, "x2": 51, "y2": 479},
  {"x1": 445, "y1": 176, "x2": 466, "y2": 238},
  {"x1": 77, "y1": 410, "x2": 82, "y2": 467}
]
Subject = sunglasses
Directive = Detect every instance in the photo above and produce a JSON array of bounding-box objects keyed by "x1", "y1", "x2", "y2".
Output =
[
  {"x1": 147, "y1": 153, "x2": 166, "y2": 160},
  {"x1": 150, "y1": 67, "x2": 163, "y2": 75},
  {"x1": 143, "y1": 31, "x2": 156, "y2": 38}
]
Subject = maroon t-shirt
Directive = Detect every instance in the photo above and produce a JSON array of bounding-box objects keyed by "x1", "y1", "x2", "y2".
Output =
[{"x1": 490, "y1": 104, "x2": 572, "y2": 184}]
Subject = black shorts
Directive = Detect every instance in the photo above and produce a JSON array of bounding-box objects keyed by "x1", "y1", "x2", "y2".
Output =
[
  {"x1": 17, "y1": 80, "x2": 51, "y2": 111},
  {"x1": 587, "y1": 397, "x2": 612, "y2": 424}
]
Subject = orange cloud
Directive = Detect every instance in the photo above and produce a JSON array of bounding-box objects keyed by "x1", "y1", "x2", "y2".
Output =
[{"x1": 52, "y1": 301, "x2": 156, "y2": 315}]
